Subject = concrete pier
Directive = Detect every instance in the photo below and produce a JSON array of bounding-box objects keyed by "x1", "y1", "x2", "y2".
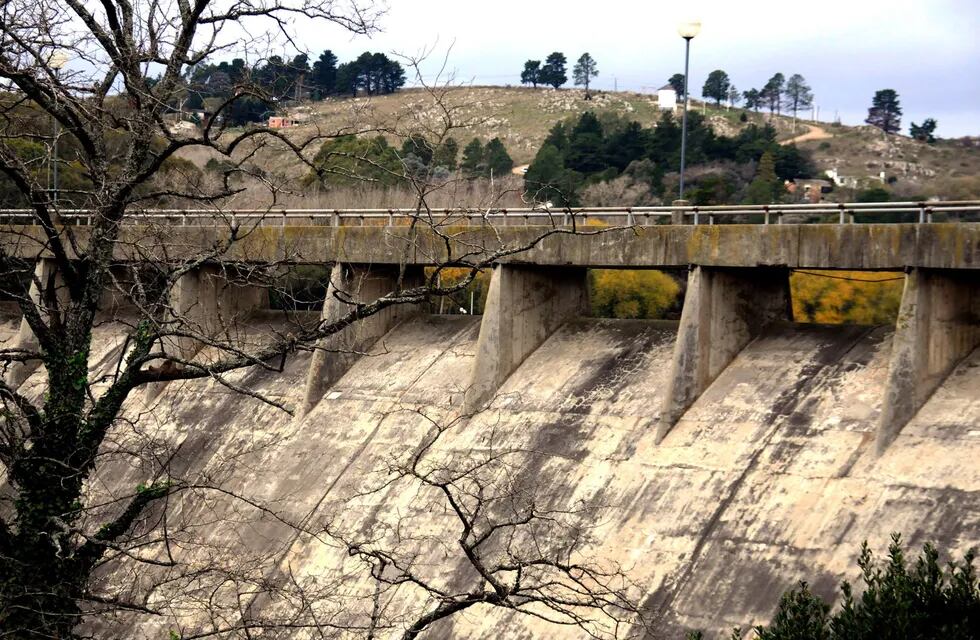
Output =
[
  {"x1": 464, "y1": 265, "x2": 588, "y2": 411},
  {"x1": 656, "y1": 266, "x2": 792, "y2": 442},
  {"x1": 146, "y1": 265, "x2": 266, "y2": 400},
  {"x1": 4, "y1": 258, "x2": 68, "y2": 389},
  {"x1": 300, "y1": 264, "x2": 422, "y2": 415},
  {"x1": 876, "y1": 268, "x2": 980, "y2": 453}
]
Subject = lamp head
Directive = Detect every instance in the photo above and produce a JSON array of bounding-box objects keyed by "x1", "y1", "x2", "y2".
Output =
[{"x1": 678, "y1": 20, "x2": 702, "y2": 39}]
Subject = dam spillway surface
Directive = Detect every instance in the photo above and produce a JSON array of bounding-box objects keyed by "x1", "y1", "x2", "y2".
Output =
[{"x1": 73, "y1": 312, "x2": 980, "y2": 638}]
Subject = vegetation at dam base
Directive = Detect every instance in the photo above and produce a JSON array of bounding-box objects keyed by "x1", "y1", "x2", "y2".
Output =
[
  {"x1": 688, "y1": 535, "x2": 979, "y2": 640},
  {"x1": 428, "y1": 267, "x2": 903, "y2": 325}
]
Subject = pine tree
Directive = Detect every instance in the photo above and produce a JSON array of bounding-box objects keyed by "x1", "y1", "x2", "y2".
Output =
[
  {"x1": 432, "y1": 137, "x2": 459, "y2": 170},
  {"x1": 566, "y1": 112, "x2": 606, "y2": 174},
  {"x1": 784, "y1": 74, "x2": 813, "y2": 121},
  {"x1": 668, "y1": 73, "x2": 686, "y2": 97},
  {"x1": 461, "y1": 138, "x2": 484, "y2": 176},
  {"x1": 524, "y1": 144, "x2": 578, "y2": 206},
  {"x1": 521, "y1": 60, "x2": 541, "y2": 88},
  {"x1": 539, "y1": 52, "x2": 568, "y2": 89},
  {"x1": 743, "y1": 88, "x2": 762, "y2": 112},
  {"x1": 727, "y1": 86, "x2": 740, "y2": 108},
  {"x1": 573, "y1": 53, "x2": 599, "y2": 99},
  {"x1": 866, "y1": 89, "x2": 903, "y2": 134},
  {"x1": 701, "y1": 70, "x2": 731, "y2": 106},
  {"x1": 745, "y1": 150, "x2": 782, "y2": 204},
  {"x1": 606, "y1": 121, "x2": 650, "y2": 172},
  {"x1": 761, "y1": 73, "x2": 785, "y2": 115},
  {"x1": 909, "y1": 118, "x2": 938, "y2": 143},
  {"x1": 335, "y1": 62, "x2": 358, "y2": 96},
  {"x1": 311, "y1": 50, "x2": 338, "y2": 97},
  {"x1": 483, "y1": 137, "x2": 514, "y2": 177}
]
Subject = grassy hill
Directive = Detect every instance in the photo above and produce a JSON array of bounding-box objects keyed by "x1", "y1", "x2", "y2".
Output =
[{"x1": 177, "y1": 86, "x2": 980, "y2": 206}]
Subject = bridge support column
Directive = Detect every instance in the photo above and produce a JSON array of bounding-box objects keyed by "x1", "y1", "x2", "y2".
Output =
[
  {"x1": 877, "y1": 269, "x2": 980, "y2": 454},
  {"x1": 4, "y1": 258, "x2": 68, "y2": 390},
  {"x1": 300, "y1": 263, "x2": 423, "y2": 416},
  {"x1": 656, "y1": 266, "x2": 792, "y2": 442},
  {"x1": 464, "y1": 264, "x2": 588, "y2": 412},
  {"x1": 146, "y1": 265, "x2": 267, "y2": 402}
]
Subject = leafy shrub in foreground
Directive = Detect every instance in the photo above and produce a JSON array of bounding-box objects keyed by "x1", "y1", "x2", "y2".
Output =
[{"x1": 689, "y1": 534, "x2": 979, "y2": 639}]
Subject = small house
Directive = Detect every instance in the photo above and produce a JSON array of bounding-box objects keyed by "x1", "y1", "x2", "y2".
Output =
[
  {"x1": 268, "y1": 116, "x2": 297, "y2": 129},
  {"x1": 657, "y1": 85, "x2": 677, "y2": 112}
]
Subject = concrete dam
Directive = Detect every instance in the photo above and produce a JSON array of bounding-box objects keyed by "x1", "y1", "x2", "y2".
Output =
[{"x1": 2, "y1": 222, "x2": 978, "y2": 638}]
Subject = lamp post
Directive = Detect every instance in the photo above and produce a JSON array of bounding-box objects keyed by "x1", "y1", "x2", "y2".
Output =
[
  {"x1": 677, "y1": 20, "x2": 701, "y2": 201},
  {"x1": 48, "y1": 51, "x2": 70, "y2": 208}
]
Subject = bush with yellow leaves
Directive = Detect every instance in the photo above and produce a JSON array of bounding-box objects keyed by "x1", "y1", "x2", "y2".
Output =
[{"x1": 790, "y1": 270, "x2": 903, "y2": 325}]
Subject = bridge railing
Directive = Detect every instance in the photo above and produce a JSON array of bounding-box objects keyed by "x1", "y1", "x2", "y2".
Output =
[{"x1": 1, "y1": 201, "x2": 978, "y2": 226}]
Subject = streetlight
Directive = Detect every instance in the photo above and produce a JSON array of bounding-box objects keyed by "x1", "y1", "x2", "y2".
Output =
[
  {"x1": 48, "y1": 51, "x2": 70, "y2": 208},
  {"x1": 677, "y1": 20, "x2": 701, "y2": 201}
]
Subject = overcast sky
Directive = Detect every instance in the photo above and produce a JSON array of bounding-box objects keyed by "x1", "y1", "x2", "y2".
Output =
[{"x1": 287, "y1": 0, "x2": 979, "y2": 136}]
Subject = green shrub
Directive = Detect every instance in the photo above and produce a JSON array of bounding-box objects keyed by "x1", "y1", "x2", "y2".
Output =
[{"x1": 690, "y1": 535, "x2": 979, "y2": 639}]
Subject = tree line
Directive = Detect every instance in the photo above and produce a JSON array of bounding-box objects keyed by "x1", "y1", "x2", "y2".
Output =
[
  {"x1": 524, "y1": 110, "x2": 814, "y2": 206},
  {"x1": 521, "y1": 52, "x2": 600, "y2": 96},
  {"x1": 304, "y1": 133, "x2": 515, "y2": 189},
  {"x1": 668, "y1": 69, "x2": 935, "y2": 140},
  {"x1": 866, "y1": 88, "x2": 937, "y2": 141},
  {"x1": 184, "y1": 49, "x2": 406, "y2": 125}
]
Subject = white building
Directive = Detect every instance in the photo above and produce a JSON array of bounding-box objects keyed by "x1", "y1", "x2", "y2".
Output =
[{"x1": 657, "y1": 85, "x2": 677, "y2": 112}]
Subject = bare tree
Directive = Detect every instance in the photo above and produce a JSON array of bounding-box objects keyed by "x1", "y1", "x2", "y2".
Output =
[
  {"x1": 335, "y1": 406, "x2": 642, "y2": 640},
  {"x1": 0, "y1": 3, "x2": 631, "y2": 637}
]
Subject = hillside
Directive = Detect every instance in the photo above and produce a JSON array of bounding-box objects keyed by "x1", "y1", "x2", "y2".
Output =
[{"x1": 176, "y1": 86, "x2": 980, "y2": 206}]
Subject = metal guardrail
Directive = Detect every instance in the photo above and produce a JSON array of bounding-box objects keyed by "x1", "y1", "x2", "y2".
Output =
[{"x1": 0, "y1": 201, "x2": 978, "y2": 227}]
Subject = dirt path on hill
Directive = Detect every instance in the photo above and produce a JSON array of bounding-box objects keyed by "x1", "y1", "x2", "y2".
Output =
[
  {"x1": 512, "y1": 163, "x2": 530, "y2": 175},
  {"x1": 781, "y1": 124, "x2": 832, "y2": 145}
]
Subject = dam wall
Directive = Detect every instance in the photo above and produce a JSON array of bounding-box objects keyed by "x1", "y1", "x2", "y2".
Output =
[
  {"x1": 1, "y1": 223, "x2": 978, "y2": 637},
  {"x1": 69, "y1": 308, "x2": 979, "y2": 638}
]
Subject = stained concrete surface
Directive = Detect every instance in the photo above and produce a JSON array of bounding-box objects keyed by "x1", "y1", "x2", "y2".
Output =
[{"x1": 42, "y1": 314, "x2": 980, "y2": 637}]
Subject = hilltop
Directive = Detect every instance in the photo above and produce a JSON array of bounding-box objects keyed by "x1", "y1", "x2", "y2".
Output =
[{"x1": 177, "y1": 86, "x2": 980, "y2": 205}]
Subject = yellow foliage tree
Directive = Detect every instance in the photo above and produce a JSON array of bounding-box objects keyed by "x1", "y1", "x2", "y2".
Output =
[
  {"x1": 590, "y1": 269, "x2": 681, "y2": 319},
  {"x1": 790, "y1": 270, "x2": 904, "y2": 325}
]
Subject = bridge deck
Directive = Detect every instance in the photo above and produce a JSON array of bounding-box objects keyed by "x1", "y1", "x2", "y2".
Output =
[{"x1": 2, "y1": 223, "x2": 977, "y2": 269}]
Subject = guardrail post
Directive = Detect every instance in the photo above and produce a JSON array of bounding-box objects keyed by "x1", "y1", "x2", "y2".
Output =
[
  {"x1": 281, "y1": 211, "x2": 287, "y2": 227},
  {"x1": 626, "y1": 208, "x2": 635, "y2": 226},
  {"x1": 764, "y1": 206, "x2": 770, "y2": 225},
  {"x1": 671, "y1": 199, "x2": 688, "y2": 225},
  {"x1": 926, "y1": 208, "x2": 934, "y2": 223},
  {"x1": 838, "y1": 204, "x2": 846, "y2": 225},
  {"x1": 331, "y1": 212, "x2": 340, "y2": 227},
  {"x1": 918, "y1": 204, "x2": 926, "y2": 224}
]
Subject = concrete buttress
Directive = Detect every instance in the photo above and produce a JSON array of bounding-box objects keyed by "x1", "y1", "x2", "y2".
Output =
[
  {"x1": 4, "y1": 258, "x2": 69, "y2": 389},
  {"x1": 300, "y1": 263, "x2": 422, "y2": 416},
  {"x1": 876, "y1": 268, "x2": 980, "y2": 454},
  {"x1": 656, "y1": 266, "x2": 792, "y2": 442},
  {"x1": 146, "y1": 265, "x2": 267, "y2": 401},
  {"x1": 464, "y1": 264, "x2": 588, "y2": 411}
]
